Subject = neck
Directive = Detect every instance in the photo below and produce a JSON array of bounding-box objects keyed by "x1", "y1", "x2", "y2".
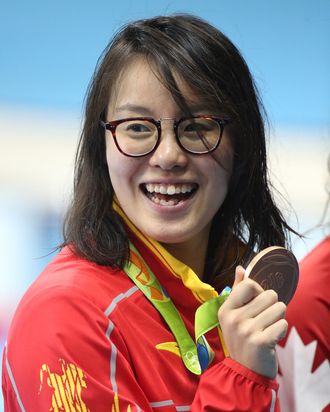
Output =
[{"x1": 161, "y1": 232, "x2": 210, "y2": 279}]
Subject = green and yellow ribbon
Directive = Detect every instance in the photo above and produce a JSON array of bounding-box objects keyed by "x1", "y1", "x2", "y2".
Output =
[{"x1": 124, "y1": 242, "x2": 231, "y2": 375}]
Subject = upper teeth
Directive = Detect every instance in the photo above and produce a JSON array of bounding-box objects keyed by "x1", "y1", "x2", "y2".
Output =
[{"x1": 145, "y1": 184, "x2": 195, "y2": 195}]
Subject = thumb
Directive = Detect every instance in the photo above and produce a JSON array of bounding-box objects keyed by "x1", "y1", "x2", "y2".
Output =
[{"x1": 232, "y1": 265, "x2": 245, "y2": 289}]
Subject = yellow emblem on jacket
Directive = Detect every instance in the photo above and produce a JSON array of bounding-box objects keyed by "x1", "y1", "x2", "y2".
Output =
[
  {"x1": 156, "y1": 341, "x2": 181, "y2": 357},
  {"x1": 39, "y1": 359, "x2": 90, "y2": 412},
  {"x1": 111, "y1": 393, "x2": 132, "y2": 412}
]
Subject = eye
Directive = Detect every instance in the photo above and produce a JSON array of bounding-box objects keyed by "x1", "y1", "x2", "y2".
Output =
[
  {"x1": 118, "y1": 120, "x2": 157, "y2": 140},
  {"x1": 184, "y1": 122, "x2": 210, "y2": 133},
  {"x1": 182, "y1": 119, "x2": 214, "y2": 138},
  {"x1": 126, "y1": 122, "x2": 151, "y2": 133}
]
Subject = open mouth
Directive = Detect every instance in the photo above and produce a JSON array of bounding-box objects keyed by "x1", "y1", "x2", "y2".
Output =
[{"x1": 141, "y1": 183, "x2": 198, "y2": 206}]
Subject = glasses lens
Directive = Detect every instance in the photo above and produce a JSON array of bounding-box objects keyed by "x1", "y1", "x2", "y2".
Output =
[
  {"x1": 116, "y1": 119, "x2": 158, "y2": 156},
  {"x1": 178, "y1": 117, "x2": 221, "y2": 153}
]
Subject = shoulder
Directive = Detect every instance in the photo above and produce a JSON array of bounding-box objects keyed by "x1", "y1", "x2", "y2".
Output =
[
  {"x1": 7, "y1": 246, "x2": 140, "y2": 342},
  {"x1": 290, "y1": 236, "x2": 330, "y2": 303},
  {"x1": 299, "y1": 236, "x2": 330, "y2": 278},
  {"x1": 23, "y1": 246, "x2": 134, "y2": 309},
  {"x1": 6, "y1": 246, "x2": 143, "y2": 362},
  {"x1": 3, "y1": 248, "x2": 140, "y2": 412},
  {"x1": 282, "y1": 237, "x2": 330, "y2": 351}
]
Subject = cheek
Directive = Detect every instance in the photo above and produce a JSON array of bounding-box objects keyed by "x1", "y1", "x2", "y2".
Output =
[
  {"x1": 106, "y1": 136, "x2": 125, "y2": 172},
  {"x1": 105, "y1": 138, "x2": 139, "y2": 189},
  {"x1": 215, "y1": 137, "x2": 234, "y2": 173},
  {"x1": 209, "y1": 142, "x2": 234, "y2": 186},
  {"x1": 204, "y1": 150, "x2": 233, "y2": 210},
  {"x1": 105, "y1": 138, "x2": 125, "y2": 186},
  {"x1": 212, "y1": 164, "x2": 232, "y2": 194}
]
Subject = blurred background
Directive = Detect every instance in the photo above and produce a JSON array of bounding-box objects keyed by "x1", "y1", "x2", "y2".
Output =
[{"x1": 0, "y1": 1, "x2": 329, "y2": 409}]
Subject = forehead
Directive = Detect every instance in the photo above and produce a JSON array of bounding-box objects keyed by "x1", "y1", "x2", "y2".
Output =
[{"x1": 108, "y1": 56, "x2": 202, "y2": 114}]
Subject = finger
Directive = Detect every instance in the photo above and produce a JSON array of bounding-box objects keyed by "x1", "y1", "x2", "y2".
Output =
[
  {"x1": 225, "y1": 278, "x2": 264, "y2": 309},
  {"x1": 261, "y1": 317, "x2": 288, "y2": 347},
  {"x1": 232, "y1": 265, "x2": 245, "y2": 288},
  {"x1": 253, "y1": 301, "x2": 287, "y2": 331},
  {"x1": 238, "y1": 289, "x2": 279, "y2": 319}
]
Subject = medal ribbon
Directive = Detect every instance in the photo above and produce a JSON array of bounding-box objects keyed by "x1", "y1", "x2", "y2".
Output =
[{"x1": 124, "y1": 241, "x2": 231, "y2": 375}]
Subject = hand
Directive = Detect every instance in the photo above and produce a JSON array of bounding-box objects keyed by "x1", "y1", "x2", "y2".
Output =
[{"x1": 218, "y1": 266, "x2": 288, "y2": 378}]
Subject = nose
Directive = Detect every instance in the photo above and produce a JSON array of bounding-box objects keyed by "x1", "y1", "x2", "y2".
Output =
[{"x1": 148, "y1": 121, "x2": 189, "y2": 170}]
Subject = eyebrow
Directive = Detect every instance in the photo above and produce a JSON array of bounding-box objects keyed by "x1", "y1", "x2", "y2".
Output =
[
  {"x1": 114, "y1": 103, "x2": 213, "y2": 117},
  {"x1": 114, "y1": 104, "x2": 153, "y2": 116}
]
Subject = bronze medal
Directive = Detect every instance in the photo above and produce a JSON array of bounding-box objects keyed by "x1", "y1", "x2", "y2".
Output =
[{"x1": 244, "y1": 246, "x2": 299, "y2": 304}]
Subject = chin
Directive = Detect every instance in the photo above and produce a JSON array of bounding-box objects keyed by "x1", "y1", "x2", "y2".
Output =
[{"x1": 144, "y1": 227, "x2": 195, "y2": 245}]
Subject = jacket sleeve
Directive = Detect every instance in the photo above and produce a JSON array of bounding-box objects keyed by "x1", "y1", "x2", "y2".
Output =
[
  {"x1": 191, "y1": 357, "x2": 279, "y2": 412},
  {"x1": 2, "y1": 286, "x2": 153, "y2": 412}
]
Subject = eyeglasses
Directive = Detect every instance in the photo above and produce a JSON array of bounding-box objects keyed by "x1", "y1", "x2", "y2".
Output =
[{"x1": 100, "y1": 116, "x2": 232, "y2": 157}]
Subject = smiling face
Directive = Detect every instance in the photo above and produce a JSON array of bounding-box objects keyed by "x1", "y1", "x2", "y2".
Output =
[{"x1": 105, "y1": 57, "x2": 233, "y2": 258}]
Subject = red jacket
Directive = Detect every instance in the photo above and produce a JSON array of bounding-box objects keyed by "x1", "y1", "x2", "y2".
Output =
[
  {"x1": 277, "y1": 236, "x2": 330, "y2": 411},
  {"x1": 3, "y1": 222, "x2": 280, "y2": 411}
]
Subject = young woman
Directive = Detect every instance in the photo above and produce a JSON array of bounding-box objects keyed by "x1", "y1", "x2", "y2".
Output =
[{"x1": 3, "y1": 14, "x2": 294, "y2": 411}]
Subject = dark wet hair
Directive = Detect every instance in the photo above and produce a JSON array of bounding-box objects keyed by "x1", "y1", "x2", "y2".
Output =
[{"x1": 62, "y1": 14, "x2": 296, "y2": 290}]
